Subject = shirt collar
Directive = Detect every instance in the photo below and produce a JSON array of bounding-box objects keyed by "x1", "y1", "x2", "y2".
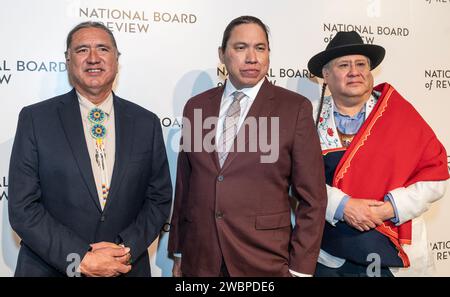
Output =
[
  {"x1": 223, "y1": 78, "x2": 265, "y2": 102},
  {"x1": 77, "y1": 91, "x2": 114, "y2": 115},
  {"x1": 331, "y1": 91, "x2": 384, "y2": 120},
  {"x1": 333, "y1": 103, "x2": 366, "y2": 120}
]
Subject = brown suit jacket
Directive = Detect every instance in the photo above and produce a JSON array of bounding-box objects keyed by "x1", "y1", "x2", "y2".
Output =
[{"x1": 168, "y1": 79, "x2": 327, "y2": 276}]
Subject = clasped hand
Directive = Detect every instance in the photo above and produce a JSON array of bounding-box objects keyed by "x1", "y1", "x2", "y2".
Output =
[
  {"x1": 343, "y1": 198, "x2": 394, "y2": 232},
  {"x1": 79, "y1": 241, "x2": 132, "y2": 277}
]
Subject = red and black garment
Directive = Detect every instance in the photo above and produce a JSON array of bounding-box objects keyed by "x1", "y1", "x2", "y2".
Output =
[{"x1": 321, "y1": 83, "x2": 449, "y2": 267}]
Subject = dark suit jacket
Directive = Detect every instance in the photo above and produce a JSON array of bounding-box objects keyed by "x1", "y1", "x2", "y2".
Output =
[
  {"x1": 8, "y1": 89, "x2": 172, "y2": 277},
  {"x1": 168, "y1": 79, "x2": 327, "y2": 276}
]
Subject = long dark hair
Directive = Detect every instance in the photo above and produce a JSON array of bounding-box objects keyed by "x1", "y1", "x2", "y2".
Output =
[
  {"x1": 220, "y1": 16, "x2": 270, "y2": 52},
  {"x1": 315, "y1": 83, "x2": 327, "y2": 127}
]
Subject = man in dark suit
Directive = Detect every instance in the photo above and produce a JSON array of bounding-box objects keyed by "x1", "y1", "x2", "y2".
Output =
[
  {"x1": 8, "y1": 21, "x2": 172, "y2": 277},
  {"x1": 168, "y1": 16, "x2": 327, "y2": 277}
]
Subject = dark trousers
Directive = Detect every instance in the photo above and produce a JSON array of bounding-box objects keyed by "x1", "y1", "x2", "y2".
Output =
[{"x1": 314, "y1": 261, "x2": 394, "y2": 277}]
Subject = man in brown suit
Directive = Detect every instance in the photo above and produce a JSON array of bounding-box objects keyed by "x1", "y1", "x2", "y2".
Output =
[{"x1": 168, "y1": 16, "x2": 327, "y2": 277}]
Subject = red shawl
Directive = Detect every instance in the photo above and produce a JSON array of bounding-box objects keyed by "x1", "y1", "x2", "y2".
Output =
[{"x1": 333, "y1": 83, "x2": 449, "y2": 266}]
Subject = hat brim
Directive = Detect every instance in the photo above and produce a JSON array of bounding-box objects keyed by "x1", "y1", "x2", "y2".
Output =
[{"x1": 307, "y1": 44, "x2": 385, "y2": 78}]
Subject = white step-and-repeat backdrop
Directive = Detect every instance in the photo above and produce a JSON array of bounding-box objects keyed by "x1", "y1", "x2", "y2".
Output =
[{"x1": 1, "y1": 0, "x2": 449, "y2": 276}]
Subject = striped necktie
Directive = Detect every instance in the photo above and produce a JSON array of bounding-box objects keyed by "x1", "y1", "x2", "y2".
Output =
[{"x1": 218, "y1": 91, "x2": 246, "y2": 167}]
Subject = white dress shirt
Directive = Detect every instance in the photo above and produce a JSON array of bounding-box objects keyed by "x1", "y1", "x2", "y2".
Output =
[
  {"x1": 215, "y1": 79, "x2": 264, "y2": 146},
  {"x1": 77, "y1": 92, "x2": 115, "y2": 210}
]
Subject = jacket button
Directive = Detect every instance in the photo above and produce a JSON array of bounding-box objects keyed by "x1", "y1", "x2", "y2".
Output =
[
  {"x1": 215, "y1": 211, "x2": 223, "y2": 219},
  {"x1": 217, "y1": 175, "x2": 224, "y2": 182},
  {"x1": 100, "y1": 215, "x2": 106, "y2": 222}
]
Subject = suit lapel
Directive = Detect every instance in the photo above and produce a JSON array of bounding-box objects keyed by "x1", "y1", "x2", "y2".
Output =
[
  {"x1": 204, "y1": 87, "x2": 223, "y2": 172},
  {"x1": 220, "y1": 79, "x2": 275, "y2": 172},
  {"x1": 58, "y1": 89, "x2": 102, "y2": 212},
  {"x1": 103, "y1": 94, "x2": 134, "y2": 212}
]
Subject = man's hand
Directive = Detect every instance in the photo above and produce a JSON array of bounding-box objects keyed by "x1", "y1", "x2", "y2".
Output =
[
  {"x1": 370, "y1": 201, "x2": 395, "y2": 222},
  {"x1": 90, "y1": 241, "x2": 132, "y2": 265},
  {"x1": 343, "y1": 198, "x2": 384, "y2": 231},
  {"x1": 80, "y1": 243, "x2": 132, "y2": 277},
  {"x1": 90, "y1": 241, "x2": 119, "y2": 251},
  {"x1": 172, "y1": 256, "x2": 182, "y2": 277}
]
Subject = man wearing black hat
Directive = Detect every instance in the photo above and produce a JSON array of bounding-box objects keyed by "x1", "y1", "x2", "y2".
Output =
[{"x1": 307, "y1": 31, "x2": 449, "y2": 277}]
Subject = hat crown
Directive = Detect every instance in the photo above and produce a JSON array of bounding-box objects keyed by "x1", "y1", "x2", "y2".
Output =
[
  {"x1": 326, "y1": 31, "x2": 365, "y2": 50},
  {"x1": 307, "y1": 30, "x2": 385, "y2": 78}
]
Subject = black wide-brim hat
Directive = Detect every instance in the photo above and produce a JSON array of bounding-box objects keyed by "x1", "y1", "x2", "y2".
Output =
[{"x1": 307, "y1": 31, "x2": 385, "y2": 78}]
